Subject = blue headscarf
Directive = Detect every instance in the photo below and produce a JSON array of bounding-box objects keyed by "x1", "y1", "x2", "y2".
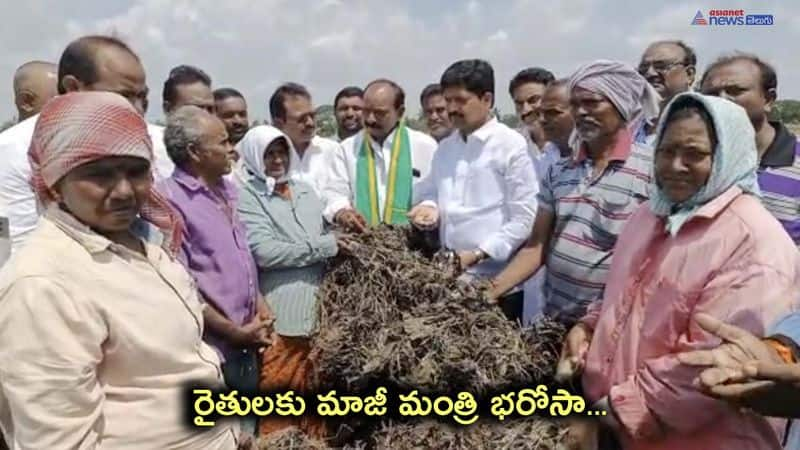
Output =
[{"x1": 649, "y1": 92, "x2": 761, "y2": 235}]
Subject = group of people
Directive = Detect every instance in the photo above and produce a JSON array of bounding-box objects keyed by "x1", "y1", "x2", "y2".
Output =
[{"x1": 0, "y1": 33, "x2": 798, "y2": 450}]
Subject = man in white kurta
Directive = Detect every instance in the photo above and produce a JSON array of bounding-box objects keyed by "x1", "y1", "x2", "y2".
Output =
[{"x1": 324, "y1": 79, "x2": 437, "y2": 229}]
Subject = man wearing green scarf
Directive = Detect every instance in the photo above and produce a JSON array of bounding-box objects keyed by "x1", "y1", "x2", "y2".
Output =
[{"x1": 323, "y1": 79, "x2": 438, "y2": 231}]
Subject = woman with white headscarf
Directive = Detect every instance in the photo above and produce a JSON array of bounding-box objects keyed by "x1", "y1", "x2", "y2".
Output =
[
  {"x1": 235, "y1": 125, "x2": 341, "y2": 438},
  {"x1": 558, "y1": 93, "x2": 800, "y2": 449},
  {"x1": 0, "y1": 92, "x2": 239, "y2": 449}
]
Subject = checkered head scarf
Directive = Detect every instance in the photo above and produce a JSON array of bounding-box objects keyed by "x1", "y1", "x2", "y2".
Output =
[{"x1": 28, "y1": 91, "x2": 183, "y2": 256}]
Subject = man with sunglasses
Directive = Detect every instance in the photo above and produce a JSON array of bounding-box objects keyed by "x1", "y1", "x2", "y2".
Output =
[{"x1": 636, "y1": 40, "x2": 697, "y2": 144}]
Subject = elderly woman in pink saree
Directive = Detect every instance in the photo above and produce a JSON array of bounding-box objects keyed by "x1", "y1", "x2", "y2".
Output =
[{"x1": 559, "y1": 92, "x2": 800, "y2": 449}]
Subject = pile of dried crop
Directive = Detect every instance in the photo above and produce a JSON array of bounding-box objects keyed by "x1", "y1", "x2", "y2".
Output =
[
  {"x1": 258, "y1": 419, "x2": 565, "y2": 450},
  {"x1": 257, "y1": 428, "x2": 332, "y2": 450},
  {"x1": 314, "y1": 225, "x2": 565, "y2": 395},
  {"x1": 255, "y1": 226, "x2": 570, "y2": 449},
  {"x1": 369, "y1": 418, "x2": 566, "y2": 450}
]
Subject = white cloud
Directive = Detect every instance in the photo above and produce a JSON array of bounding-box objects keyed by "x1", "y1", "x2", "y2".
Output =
[
  {"x1": 1, "y1": 0, "x2": 799, "y2": 122},
  {"x1": 488, "y1": 30, "x2": 509, "y2": 42}
]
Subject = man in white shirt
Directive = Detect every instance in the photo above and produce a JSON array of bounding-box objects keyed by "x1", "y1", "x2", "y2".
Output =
[
  {"x1": 519, "y1": 79, "x2": 576, "y2": 324},
  {"x1": 0, "y1": 35, "x2": 166, "y2": 259},
  {"x1": 410, "y1": 60, "x2": 539, "y2": 322},
  {"x1": 149, "y1": 65, "x2": 217, "y2": 179},
  {"x1": 510, "y1": 68, "x2": 555, "y2": 153},
  {"x1": 420, "y1": 83, "x2": 453, "y2": 142},
  {"x1": 325, "y1": 79, "x2": 437, "y2": 231},
  {"x1": 13, "y1": 61, "x2": 57, "y2": 123},
  {"x1": 333, "y1": 86, "x2": 364, "y2": 142},
  {"x1": 267, "y1": 82, "x2": 341, "y2": 198}
]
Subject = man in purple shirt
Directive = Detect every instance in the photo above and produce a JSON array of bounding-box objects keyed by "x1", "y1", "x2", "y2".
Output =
[{"x1": 159, "y1": 105, "x2": 271, "y2": 432}]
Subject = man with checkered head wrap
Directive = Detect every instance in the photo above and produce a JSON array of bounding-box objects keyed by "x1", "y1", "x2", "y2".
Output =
[{"x1": 489, "y1": 60, "x2": 657, "y2": 324}]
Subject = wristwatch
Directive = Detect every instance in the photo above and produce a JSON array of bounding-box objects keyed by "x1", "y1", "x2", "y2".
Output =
[{"x1": 473, "y1": 249, "x2": 488, "y2": 262}]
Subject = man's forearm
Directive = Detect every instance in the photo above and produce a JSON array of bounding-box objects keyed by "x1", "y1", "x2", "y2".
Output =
[
  {"x1": 203, "y1": 303, "x2": 238, "y2": 341},
  {"x1": 490, "y1": 243, "x2": 546, "y2": 297}
]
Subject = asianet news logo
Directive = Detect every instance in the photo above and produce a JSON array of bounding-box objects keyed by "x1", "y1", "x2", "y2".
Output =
[{"x1": 691, "y1": 9, "x2": 774, "y2": 26}]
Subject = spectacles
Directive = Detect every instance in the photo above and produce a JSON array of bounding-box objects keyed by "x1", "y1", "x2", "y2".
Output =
[{"x1": 637, "y1": 60, "x2": 687, "y2": 75}]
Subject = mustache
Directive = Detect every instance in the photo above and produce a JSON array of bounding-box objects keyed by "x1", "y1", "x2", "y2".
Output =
[
  {"x1": 576, "y1": 119, "x2": 600, "y2": 128},
  {"x1": 108, "y1": 202, "x2": 136, "y2": 212}
]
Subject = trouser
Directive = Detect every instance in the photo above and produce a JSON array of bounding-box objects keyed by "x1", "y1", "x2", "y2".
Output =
[
  {"x1": 500, "y1": 291, "x2": 524, "y2": 324},
  {"x1": 258, "y1": 335, "x2": 325, "y2": 438},
  {"x1": 221, "y1": 348, "x2": 259, "y2": 434}
]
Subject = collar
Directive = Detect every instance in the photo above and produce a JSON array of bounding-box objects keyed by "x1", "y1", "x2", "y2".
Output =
[
  {"x1": 46, "y1": 205, "x2": 113, "y2": 254},
  {"x1": 542, "y1": 141, "x2": 563, "y2": 158},
  {"x1": 760, "y1": 121, "x2": 797, "y2": 168},
  {"x1": 368, "y1": 124, "x2": 400, "y2": 149},
  {"x1": 291, "y1": 135, "x2": 323, "y2": 162},
  {"x1": 247, "y1": 176, "x2": 310, "y2": 199},
  {"x1": 172, "y1": 167, "x2": 234, "y2": 200},
  {"x1": 465, "y1": 117, "x2": 497, "y2": 143},
  {"x1": 289, "y1": 135, "x2": 322, "y2": 157},
  {"x1": 44, "y1": 204, "x2": 158, "y2": 256},
  {"x1": 692, "y1": 185, "x2": 743, "y2": 220},
  {"x1": 574, "y1": 128, "x2": 634, "y2": 164}
]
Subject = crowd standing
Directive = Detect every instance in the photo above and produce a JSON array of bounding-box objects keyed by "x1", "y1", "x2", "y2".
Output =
[{"x1": 0, "y1": 34, "x2": 798, "y2": 450}]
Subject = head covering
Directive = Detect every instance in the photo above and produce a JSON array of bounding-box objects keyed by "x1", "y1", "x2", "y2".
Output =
[
  {"x1": 649, "y1": 92, "x2": 760, "y2": 235},
  {"x1": 234, "y1": 125, "x2": 290, "y2": 195},
  {"x1": 28, "y1": 91, "x2": 184, "y2": 256},
  {"x1": 568, "y1": 60, "x2": 661, "y2": 148}
]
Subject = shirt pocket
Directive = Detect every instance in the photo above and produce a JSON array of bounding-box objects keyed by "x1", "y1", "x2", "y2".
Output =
[
  {"x1": 638, "y1": 279, "x2": 693, "y2": 357},
  {"x1": 463, "y1": 160, "x2": 504, "y2": 208}
]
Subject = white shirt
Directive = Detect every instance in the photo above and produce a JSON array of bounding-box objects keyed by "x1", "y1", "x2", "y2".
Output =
[
  {"x1": 0, "y1": 116, "x2": 174, "y2": 258},
  {"x1": 146, "y1": 124, "x2": 175, "y2": 180},
  {"x1": 518, "y1": 127, "x2": 563, "y2": 180},
  {"x1": 518, "y1": 134, "x2": 563, "y2": 322},
  {"x1": 323, "y1": 126, "x2": 437, "y2": 222},
  {"x1": 415, "y1": 118, "x2": 539, "y2": 278},
  {"x1": 288, "y1": 135, "x2": 341, "y2": 198}
]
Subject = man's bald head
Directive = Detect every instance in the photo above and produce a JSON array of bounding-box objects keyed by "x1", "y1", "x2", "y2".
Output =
[
  {"x1": 13, "y1": 61, "x2": 57, "y2": 121},
  {"x1": 57, "y1": 35, "x2": 149, "y2": 115}
]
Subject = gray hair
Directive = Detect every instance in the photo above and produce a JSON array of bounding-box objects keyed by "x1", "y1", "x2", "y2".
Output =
[{"x1": 163, "y1": 105, "x2": 214, "y2": 167}]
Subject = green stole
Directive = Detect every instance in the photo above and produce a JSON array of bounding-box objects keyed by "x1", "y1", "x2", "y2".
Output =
[{"x1": 355, "y1": 121, "x2": 412, "y2": 226}]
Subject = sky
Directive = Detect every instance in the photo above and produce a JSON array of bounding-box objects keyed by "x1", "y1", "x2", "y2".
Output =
[{"x1": 2, "y1": 0, "x2": 799, "y2": 122}]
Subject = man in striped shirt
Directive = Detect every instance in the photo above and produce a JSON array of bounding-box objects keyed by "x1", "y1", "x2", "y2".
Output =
[
  {"x1": 701, "y1": 53, "x2": 800, "y2": 246},
  {"x1": 488, "y1": 60, "x2": 657, "y2": 324}
]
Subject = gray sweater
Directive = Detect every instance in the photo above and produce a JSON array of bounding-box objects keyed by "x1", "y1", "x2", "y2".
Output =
[{"x1": 237, "y1": 177, "x2": 337, "y2": 336}]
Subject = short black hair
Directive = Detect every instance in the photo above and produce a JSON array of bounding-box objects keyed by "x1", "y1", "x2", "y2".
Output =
[
  {"x1": 269, "y1": 82, "x2": 311, "y2": 121},
  {"x1": 57, "y1": 35, "x2": 139, "y2": 95},
  {"x1": 162, "y1": 65, "x2": 212, "y2": 104},
  {"x1": 440, "y1": 59, "x2": 495, "y2": 105},
  {"x1": 700, "y1": 52, "x2": 777, "y2": 94},
  {"x1": 660, "y1": 95, "x2": 718, "y2": 151},
  {"x1": 649, "y1": 40, "x2": 697, "y2": 67},
  {"x1": 420, "y1": 83, "x2": 443, "y2": 106},
  {"x1": 365, "y1": 79, "x2": 405, "y2": 110},
  {"x1": 213, "y1": 87, "x2": 245, "y2": 102},
  {"x1": 334, "y1": 86, "x2": 363, "y2": 109},
  {"x1": 508, "y1": 67, "x2": 555, "y2": 97}
]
